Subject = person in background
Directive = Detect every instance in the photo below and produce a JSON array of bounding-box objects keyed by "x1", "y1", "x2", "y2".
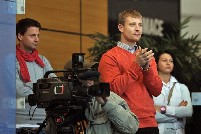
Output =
[
  {"x1": 154, "y1": 50, "x2": 193, "y2": 134},
  {"x1": 98, "y1": 9, "x2": 162, "y2": 134},
  {"x1": 16, "y1": 18, "x2": 56, "y2": 125},
  {"x1": 83, "y1": 73, "x2": 139, "y2": 134}
]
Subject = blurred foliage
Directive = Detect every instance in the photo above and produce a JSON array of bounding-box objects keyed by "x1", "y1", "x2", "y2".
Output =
[
  {"x1": 87, "y1": 17, "x2": 201, "y2": 86},
  {"x1": 87, "y1": 33, "x2": 118, "y2": 62}
]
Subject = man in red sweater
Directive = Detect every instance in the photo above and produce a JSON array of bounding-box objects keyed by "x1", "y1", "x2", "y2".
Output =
[{"x1": 98, "y1": 9, "x2": 162, "y2": 134}]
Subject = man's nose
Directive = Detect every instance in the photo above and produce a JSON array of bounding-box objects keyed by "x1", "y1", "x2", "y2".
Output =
[
  {"x1": 35, "y1": 36, "x2": 39, "y2": 42},
  {"x1": 135, "y1": 24, "x2": 141, "y2": 30}
]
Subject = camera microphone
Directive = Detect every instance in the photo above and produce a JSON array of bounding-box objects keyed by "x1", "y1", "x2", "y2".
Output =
[{"x1": 79, "y1": 70, "x2": 100, "y2": 80}]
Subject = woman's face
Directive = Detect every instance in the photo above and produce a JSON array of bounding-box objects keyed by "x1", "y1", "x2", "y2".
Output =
[{"x1": 157, "y1": 53, "x2": 174, "y2": 75}]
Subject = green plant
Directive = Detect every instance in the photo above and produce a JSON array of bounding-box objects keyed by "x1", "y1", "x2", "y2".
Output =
[
  {"x1": 87, "y1": 33, "x2": 117, "y2": 62},
  {"x1": 87, "y1": 18, "x2": 201, "y2": 86}
]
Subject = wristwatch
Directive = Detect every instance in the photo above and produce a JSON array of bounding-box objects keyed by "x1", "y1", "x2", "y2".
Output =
[{"x1": 160, "y1": 106, "x2": 166, "y2": 114}]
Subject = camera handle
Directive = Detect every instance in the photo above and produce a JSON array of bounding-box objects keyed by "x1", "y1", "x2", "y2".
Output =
[
  {"x1": 44, "y1": 69, "x2": 87, "y2": 78},
  {"x1": 44, "y1": 70, "x2": 71, "y2": 78}
]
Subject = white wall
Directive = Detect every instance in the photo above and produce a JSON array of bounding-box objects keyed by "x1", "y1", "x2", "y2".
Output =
[{"x1": 181, "y1": 0, "x2": 201, "y2": 40}]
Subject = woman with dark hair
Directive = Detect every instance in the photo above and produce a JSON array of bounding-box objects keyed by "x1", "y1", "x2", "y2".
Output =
[{"x1": 153, "y1": 50, "x2": 193, "y2": 134}]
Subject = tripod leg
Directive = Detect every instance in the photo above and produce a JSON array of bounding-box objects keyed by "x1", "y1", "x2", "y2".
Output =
[
  {"x1": 45, "y1": 117, "x2": 58, "y2": 134},
  {"x1": 36, "y1": 116, "x2": 48, "y2": 134}
]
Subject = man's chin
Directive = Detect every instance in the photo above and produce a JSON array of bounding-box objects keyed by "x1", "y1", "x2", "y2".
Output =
[
  {"x1": 131, "y1": 38, "x2": 140, "y2": 42},
  {"x1": 132, "y1": 36, "x2": 141, "y2": 42},
  {"x1": 32, "y1": 45, "x2": 37, "y2": 49},
  {"x1": 29, "y1": 47, "x2": 36, "y2": 51}
]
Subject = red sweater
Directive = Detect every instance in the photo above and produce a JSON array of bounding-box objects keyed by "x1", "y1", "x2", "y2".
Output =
[{"x1": 98, "y1": 46, "x2": 162, "y2": 128}]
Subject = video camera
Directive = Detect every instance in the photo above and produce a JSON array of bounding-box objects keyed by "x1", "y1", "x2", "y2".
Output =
[
  {"x1": 28, "y1": 53, "x2": 110, "y2": 110},
  {"x1": 27, "y1": 53, "x2": 110, "y2": 134}
]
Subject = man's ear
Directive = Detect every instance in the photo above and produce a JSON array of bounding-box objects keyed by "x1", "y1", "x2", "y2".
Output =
[
  {"x1": 118, "y1": 24, "x2": 123, "y2": 32},
  {"x1": 17, "y1": 33, "x2": 23, "y2": 41}
]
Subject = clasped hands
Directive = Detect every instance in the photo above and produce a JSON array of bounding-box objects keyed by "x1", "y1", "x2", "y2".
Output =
[{"x1": 135, "y1": 46, "x2": 154, "y2": 70}]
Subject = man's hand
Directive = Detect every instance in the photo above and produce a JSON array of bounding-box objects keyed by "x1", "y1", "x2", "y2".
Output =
[
  {"x1": 179, "y1": 100, "x2": 188, "y2": 106},
  {"x1": 155, "y1": 105, "x2": 161, "y2": 112},
  {"x1": 135, "y1": 46, "x2": 154, "y2": 70},
  {"x1": 95, "y1": 96, "x2": 108, "y2": 106}
]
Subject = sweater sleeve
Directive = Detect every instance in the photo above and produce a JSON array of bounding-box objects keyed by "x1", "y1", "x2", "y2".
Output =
[
  {"x1": 155, "y1": 111, "x2": 177, "y2": 123},
  {"x1": 142, "y1": 58, "x2": 162, "y2": 96},
  {"x1": 166, "y1": 84, "x2": 193, "y2": 118}
]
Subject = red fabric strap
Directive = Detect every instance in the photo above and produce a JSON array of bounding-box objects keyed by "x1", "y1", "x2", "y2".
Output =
[{"x1": 16, "y1": 44, "x2": 45, "y2": 82}]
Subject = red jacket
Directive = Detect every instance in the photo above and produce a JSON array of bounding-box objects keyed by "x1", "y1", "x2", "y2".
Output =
[{"x1": 98, "y1": 46, "x2": 162, "y2": 128}]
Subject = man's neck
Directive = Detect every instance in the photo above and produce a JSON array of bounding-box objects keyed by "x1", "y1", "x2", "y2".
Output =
[
  {"x1": 120, "y1": 39, "x2": 137, "y2": 47},
  {"x1": 18, "y1": 44, "x2": 32, "y2": 53}
]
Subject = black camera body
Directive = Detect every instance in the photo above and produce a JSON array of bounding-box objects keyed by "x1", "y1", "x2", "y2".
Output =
[
  {"x1": 28, "y1": 53, "x2": 110, "y2": 109},
  {"x1": 29, "y1": 76, "x2": 110, "y2": 109},
  {"x1": 29, "y1": 77, "x2": 72, "y2": 108}
]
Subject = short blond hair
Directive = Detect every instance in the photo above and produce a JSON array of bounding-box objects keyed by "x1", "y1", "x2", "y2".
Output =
[{"x1": 118, "y1": 9, "x2": 142, "y2": 25}]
